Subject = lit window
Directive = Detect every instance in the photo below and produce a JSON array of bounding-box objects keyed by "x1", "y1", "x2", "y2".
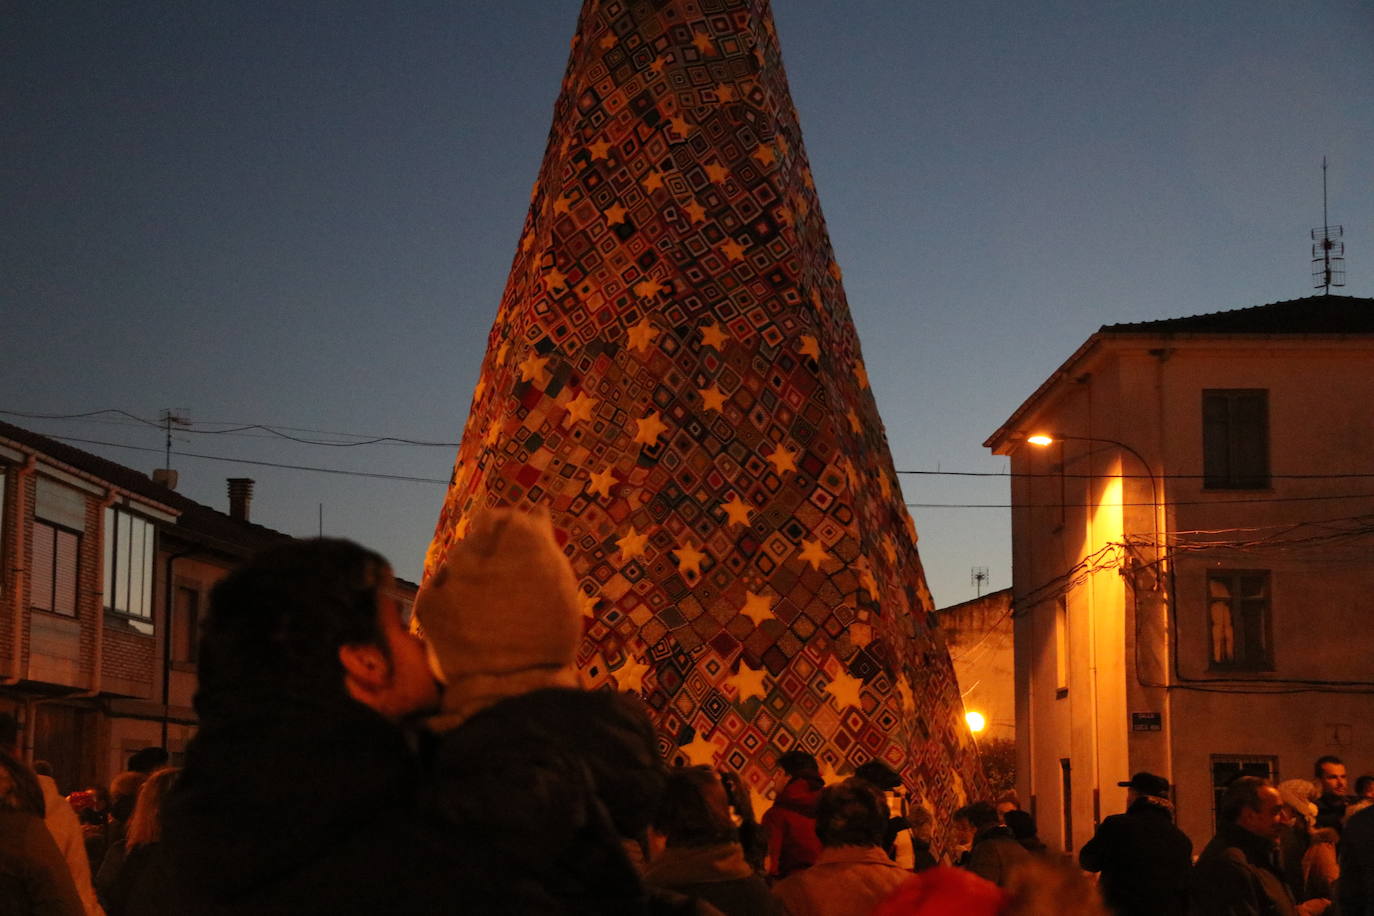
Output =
[
  {"x1": 1202, "y1": 390, "x2": 1269, "y2": 489},
  {"x1": 1206, "y1": 570, "x2": 1272, "y2": 670},
  {"x1": 104, "y1": 508, "x2": 155, "y2": 620}
]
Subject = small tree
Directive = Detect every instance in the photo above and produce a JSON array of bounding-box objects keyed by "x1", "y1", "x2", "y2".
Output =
[{"x1": 978, "y1": 736, "x2": 1017, "y2": 796}]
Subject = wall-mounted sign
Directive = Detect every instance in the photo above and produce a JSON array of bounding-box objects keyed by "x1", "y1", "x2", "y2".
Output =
[{"x1": 1132, "y1": 712, "x2": 1163, "y2": 732}]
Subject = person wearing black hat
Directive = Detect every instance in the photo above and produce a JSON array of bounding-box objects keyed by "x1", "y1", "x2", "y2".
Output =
[{"x1": 1079, "y1": 771, "x2": 1192, "y2": 916}]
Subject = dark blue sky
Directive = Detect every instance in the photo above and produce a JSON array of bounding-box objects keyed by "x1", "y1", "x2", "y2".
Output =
[{"x1": 5, "y1": 1, "x2": 1371, "y2": 602}]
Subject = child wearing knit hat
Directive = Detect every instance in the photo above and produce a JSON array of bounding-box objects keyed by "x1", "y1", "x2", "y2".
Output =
[{"x1": 415, "y1": 506, "x2": 584, "y2": 731}]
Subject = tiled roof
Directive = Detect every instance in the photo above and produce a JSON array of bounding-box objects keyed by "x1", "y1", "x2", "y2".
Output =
[
  {"x1": 1101, "y1": 294, "x2": 1374, "y2": 335},
  {"x1": 0, "y1": 419, "x2": 288, "y2": 557}
]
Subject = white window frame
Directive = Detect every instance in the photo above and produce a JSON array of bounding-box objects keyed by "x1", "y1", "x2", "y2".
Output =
[{"x1": 103, "y1": 507, "x2": 155, "y2": 621}]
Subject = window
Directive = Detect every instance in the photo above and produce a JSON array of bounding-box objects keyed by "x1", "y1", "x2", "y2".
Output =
[
  {"x1": 32, "y1": 521, "x2": 79, "y2": 615},
  {"x1": 1054, "y1": 598, "x2": 1069, "y2": 697},
  {"x1": 103, "y1": 508, "x2": 155, "y2": 620},
  {"x1": 1211, "y1": 755, "x2": 1277, "y2": 831},
  {"x1": 172, "y1": 586, "x2": 200, "y2": 664},
  {"x1": 1207, "y1": 570, "x2": 1272, "y2": 670},
  {"x1": 1203, "y1": 390, "x2": 1269, "y2": 489},
  {"x1": 1060, "y1": 758, "x2": 1073, "y2": 852}
]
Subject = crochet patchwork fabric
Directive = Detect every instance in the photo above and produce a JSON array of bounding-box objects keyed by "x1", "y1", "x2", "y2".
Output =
[{"x1": 427, "y1": 0, "x2": 983, "y2": 818}]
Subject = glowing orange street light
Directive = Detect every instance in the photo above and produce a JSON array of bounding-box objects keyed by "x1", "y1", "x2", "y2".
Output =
[
  {"x1": 965, "y1": 711, "x2": 987, "y2": 733},
  {"x1": 1025, "y1": 434, "x2": 1055, "y2": 446}
]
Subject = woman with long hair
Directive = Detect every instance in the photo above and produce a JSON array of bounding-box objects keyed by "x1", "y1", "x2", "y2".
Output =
[{"x1": 104, "y1": 766, "x2": 179, "y2": 916}]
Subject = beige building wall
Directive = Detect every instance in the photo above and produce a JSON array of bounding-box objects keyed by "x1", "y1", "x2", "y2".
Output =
[
  {"x1": 991, "y1": 324, "x2": 1374, "y2": 853},
  {"x1": 936, "y1": 589, "x2": 1015, "y2": 744}
]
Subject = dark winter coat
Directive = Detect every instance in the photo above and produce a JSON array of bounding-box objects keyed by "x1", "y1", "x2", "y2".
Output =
[
  {"x1": 163, "y1": 689, "x2": 530, "y2": 915},
  {"x1": 432, "y1": 687, "x2": 707, "y2": 916},
  {"x1": 0, "y1": 810, "x2": 85, "y2": 916},
  {"x1": 1189, "y1": 822, "x2": 1296, "y2": 916},
  {"x1": 911, "y1": 837, "x2": 939, "y2": 873},
  {"x1": 103, "y1": 842, "x2": 173, "y2": 916},
  {"x1": 761, "y1": 777, "x2": 823, "y2": 878},
  {"x1": 1079, "y1": 796, "x2": 1192, "y2": 916},
  {"x1": 963, "y1": 825, "x2": 1030, "y2": 888},
  {"x1": 644, "y1": 842, "x2": 781, "y2": 916},
  {"x1": 1341, "y1": 804, "x2": 1374, "y2": 916},
  {"x1": 1315, "y1": 793, "x2": 1347, "y2": 834}
]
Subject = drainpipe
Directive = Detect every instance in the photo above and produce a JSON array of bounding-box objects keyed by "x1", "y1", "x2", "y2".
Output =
[
  {"x1": 67, "y1": 492, "x2": 116, "y2": 700},
  {"x1": 2, "y1": 456, "x2": 37, "y2": 686},
  {"x1": 161, "y1": 547, "x2": 198, "y2": 749}
]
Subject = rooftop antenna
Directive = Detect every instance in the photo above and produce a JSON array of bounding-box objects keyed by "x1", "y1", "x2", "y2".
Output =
[
  {"x1": 159, "y1": 408, "x2": 191, "y2": 469},
  {"x1": 970, "y1": 566, "x2": 990, "y2": 597},
  {"x1": 1311, "y1": 156, "x2": 1345, "y2": 294}
]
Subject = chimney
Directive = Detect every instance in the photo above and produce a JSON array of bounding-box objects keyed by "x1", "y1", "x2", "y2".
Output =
[
  {"x1": 227, "y1": 478, "x2": 254, "y2": 521},
  {"x1": 151, "y1": 468, "x2": 178, "y2": 490}
]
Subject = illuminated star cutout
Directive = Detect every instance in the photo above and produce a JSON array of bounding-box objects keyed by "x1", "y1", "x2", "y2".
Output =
[
  {"x1": 798, "y1": 538, "x2": 829, "y2": 571},
  {"x1": 846, "y1": 411, "x2": 863, "y2": 435},
  {"x1": 553, "y1": 194, "x2": 574, "y2": 215},
  {"x1": 853, "y1": 360, "x2": 870, "y2": 389},
  {"x1": 878, "y1": 474, "x2": 893, "y2": 501},
  {"x1": 495, "y1": 341, "x2": 511, "y2": 363},
  {"x1": 715, "y1": 83, "x2": 737, "y2": 102},
  {"x1": 520, "y1": 232, "x2": 535, "y2": 253},
  {"x1": 739, "y1": 591, "x2": 774, "y2": 627},
  {"x1": 752, "y1": 143, "x2": 776, "y2": 167},
  {"x1": 586, "y1": 466, "x2": 618, "y2": 499},
  {"x1": 721, "y1": 495, "x2": 753, "y2": 527},
  {"x1": 633, "y1": 277, "x2": 665, "y2": 298},
  {"x1": 881, "y1": 537, "x2": 898, "y2": 566},
  {"x1": 649, "y1": 56, "x2": 667, "y2": 76},
  {"x1": 544, "y1": 268, "x2": 568, "y2": 294},
  {"x1": 579, "y1": 591, "x2": 601, "y2": 620},
  {"x1": 700, "y1": 322, "x2": 728, "y2": 349},
  {"x1": 680, "y1": 732, "x2": 718, "y2": 767},
  {"x1": 668, "y1": 115, "x2": 692, "y2": 136},
  {"x1": 704, "y1": 161, "x2": 729, "y2": 183},
  {"x1": 685, "y1": 200, "x2": 707, "y2": 223},
  {"x1": 562, "y1": 391, "x2": 597, "y2": 426},
  {"x1": 588, "y1": 139, "x2": 612, "y2": 160},
  {"x1": 605, "y1": 203, "x2": 629, "y2": 226},
  {"x1": 698, "y1": 385, "x2": 727, "y2": 412},
  {"x1": 766, "y1": 444, "x2": 797, "y2": 475},
  {"x1": 825, "y1": 669, "x2": 865, "y2": 709},
  {"x1": 627, "y1": 319, "x2": 660, "y2": 352},
  {"x1": 725, "y1": 663, "x2": 769, "y2": 702},
  {"x1": 616, "y1": 656, "x2": 651, "y2": 693},
  {"x1": 818, "y1": 758, "x2": 845, "y2": 786},
  {"x1": 634, "y1": 411, "x2": 668, "y2": 446},
  {"x1": 719, "y1": 239, "x2": 747, "y2": 261},
  {"x1": 692, "y1": 31, "x2": 716, "y2": 55},
  {"x1": 599, "y1": 32, "x2": 618, "y2": 49},
  {"x1": 616, "y1": 527, "x2": 649, "y2": 561},
  {"x1": 471, "y1": 378, "x2": 487, "y2": 403},
  {"x1": 799, "y1": 335, "x2": 821, "y2": 360},
  {"x1": 518, "y1": 354, "x2": 550, "y2": 385},
  {"x1": 674, "y1": 543, "x2": 707, "y2": 579},
  {"x1": 451, "y1": 515, "x2": 471, "y2": 543},
  {"x1": 642, "y1": 170, "x2": 665, "y2": 193}
]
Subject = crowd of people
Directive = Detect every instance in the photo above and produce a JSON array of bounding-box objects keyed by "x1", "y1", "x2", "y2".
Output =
[{"x1": 1, "y1": 506, "x2": 1372, "y2": 915}]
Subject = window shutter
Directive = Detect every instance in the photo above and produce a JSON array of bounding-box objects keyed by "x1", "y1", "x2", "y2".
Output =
[
  {"x1": 32, "y1": 523, "x2": 55, "y2": 611},
  {"x1": 54, "y1": 530, "x2": 78, "y2": 615}
]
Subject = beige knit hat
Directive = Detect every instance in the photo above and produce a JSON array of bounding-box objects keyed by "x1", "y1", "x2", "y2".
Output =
[{"x1": 415, "y1": 506, "x2": 583, "y2": 730}]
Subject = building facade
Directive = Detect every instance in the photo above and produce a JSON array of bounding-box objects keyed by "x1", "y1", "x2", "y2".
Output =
[
  {"x1": 0, "y1": 421, "x2": 416, "y2": 793},
  {"x1": 984, "y1": 294, "x2": 1374, "y2": 851},
  {"x1": 936, "y1": 588, "x2": 1014, "y2": 745}
]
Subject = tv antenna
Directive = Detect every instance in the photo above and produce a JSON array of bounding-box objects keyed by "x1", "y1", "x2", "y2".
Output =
[
  {"x1": 1311, "y1": 157, "x2": 1345, "y2": 294},
  {"x1": 159, "y1": 408, "x2": 191, "y2": 469},
  {"x1": 970, "y1": 566, "x2": 990, "y2": 597}
]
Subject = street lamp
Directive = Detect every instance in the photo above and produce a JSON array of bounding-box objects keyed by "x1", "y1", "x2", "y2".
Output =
[{"x1": 965, "y1": 710, "x2": 987, "y2": 734}]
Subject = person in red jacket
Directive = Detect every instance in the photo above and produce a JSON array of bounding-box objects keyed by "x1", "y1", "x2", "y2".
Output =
[{"x1": 761, "y1": 751, "x2": 825, "y2": 879}]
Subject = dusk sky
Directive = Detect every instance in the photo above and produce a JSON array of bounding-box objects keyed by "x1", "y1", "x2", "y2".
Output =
[{"x1": 5, "y1": 1, "x2": 1371, "y2": 604}]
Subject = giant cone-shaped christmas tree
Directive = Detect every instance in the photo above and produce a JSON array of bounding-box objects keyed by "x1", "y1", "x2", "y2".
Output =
[{"x1": 428, "y1": 0, "x2": 982, "y2": 818}]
